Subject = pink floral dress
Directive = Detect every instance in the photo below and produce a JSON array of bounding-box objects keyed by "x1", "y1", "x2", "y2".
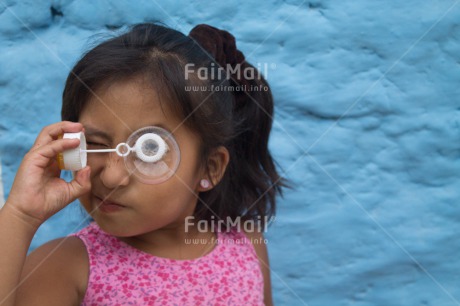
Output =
[{"x1": 70, "y1": 222, "x2": 264, "y2": 305}]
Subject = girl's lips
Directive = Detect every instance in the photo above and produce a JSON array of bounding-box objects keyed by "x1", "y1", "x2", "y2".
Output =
[
  {"x1": 95, "y1": 196, "x2": 126, "y2": 213},
  {"x1": 99, "y1": 202, "x2": 124, "y2": 213}
]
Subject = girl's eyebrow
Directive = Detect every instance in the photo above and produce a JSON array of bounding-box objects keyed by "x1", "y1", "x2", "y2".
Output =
[{"x1": 83, "y1": 126, "x2": 112, "y2": 142}]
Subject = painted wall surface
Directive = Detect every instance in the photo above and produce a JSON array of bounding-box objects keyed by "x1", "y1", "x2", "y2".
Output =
[{"x1": 0, "y1": 1, "x2": 459, "y2": 305}]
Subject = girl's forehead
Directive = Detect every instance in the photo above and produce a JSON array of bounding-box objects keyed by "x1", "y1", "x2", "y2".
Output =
[
  {"x1": 95, "y1": 79, "x2": 164, "y2": 110},
  {"x1": 79, "y1": 80, "x2": 185, "y2": 139}
]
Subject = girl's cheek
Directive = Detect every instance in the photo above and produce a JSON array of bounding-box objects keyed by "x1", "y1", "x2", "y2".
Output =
[
  {"x1": 78, "y1": 194, "x2": 92, "y2": 214},
  {"x1": 87, "y1": 155, "x2": 105, "y2": 174}
]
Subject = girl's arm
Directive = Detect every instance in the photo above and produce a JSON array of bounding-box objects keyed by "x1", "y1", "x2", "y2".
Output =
[
  {"x1": 0, "y1": 207, "x2": 88, "y2": 306},
  {"x1": 0, "y1": 122, "x2": 91, "y2": 306},
  {"x1": 16, "y1": 235, "x2": 88, "y2": 305},
  {"x1": 0, "y1": 205, "x2": 40, "y2": 306}
]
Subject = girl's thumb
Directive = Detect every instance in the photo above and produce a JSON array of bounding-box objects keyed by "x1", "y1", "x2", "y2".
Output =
[{"x1": 68, "y1": 166, "x2": 92, "y2": 201}]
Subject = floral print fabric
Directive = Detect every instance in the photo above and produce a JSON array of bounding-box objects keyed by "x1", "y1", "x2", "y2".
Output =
[{"x1": 70, "y1": 222, "x2": 264, "y2": 305}]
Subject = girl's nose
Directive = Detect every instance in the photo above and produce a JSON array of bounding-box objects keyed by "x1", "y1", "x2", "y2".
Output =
[{"x1": 99, "y1": 153, "x2": 131, "y2": 189}]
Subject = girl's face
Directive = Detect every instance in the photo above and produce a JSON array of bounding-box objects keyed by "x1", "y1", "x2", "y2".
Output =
[{"x1": 78, "y1": 77, "x2": 205, "y2": 237}]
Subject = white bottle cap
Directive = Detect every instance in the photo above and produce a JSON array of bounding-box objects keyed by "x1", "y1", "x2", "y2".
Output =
[{"x1": 60, "y1": 132, "x2": 87, "y2": 171}]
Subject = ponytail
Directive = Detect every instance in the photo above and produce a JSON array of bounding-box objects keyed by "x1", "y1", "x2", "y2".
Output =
[{"x1": 189, "y1": 25, "x2": 288, "y2": 228}]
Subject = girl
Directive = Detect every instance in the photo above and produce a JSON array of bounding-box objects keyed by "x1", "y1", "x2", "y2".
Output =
[{"x1": 0, "y1": 23, "x2": 285, "y2": 305}]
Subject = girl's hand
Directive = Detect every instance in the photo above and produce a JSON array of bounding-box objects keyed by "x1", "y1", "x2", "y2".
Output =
[{"x1": 5, "y1": 121, "x2": 91, "y2": 229}]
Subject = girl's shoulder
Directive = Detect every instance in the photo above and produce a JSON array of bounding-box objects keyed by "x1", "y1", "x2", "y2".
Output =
[{"x1": 17, "y1": 235, "x2": 88, "y2": 306}]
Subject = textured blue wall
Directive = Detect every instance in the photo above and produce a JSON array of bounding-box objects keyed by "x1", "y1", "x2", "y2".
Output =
[{"x1": 1, "y1": 1, "x2": 459, "y2": 305}]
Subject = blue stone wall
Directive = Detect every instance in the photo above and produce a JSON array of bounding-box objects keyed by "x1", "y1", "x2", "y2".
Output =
[{"x1": 0, "y1": 1, "x2": 459, "y2": 305}]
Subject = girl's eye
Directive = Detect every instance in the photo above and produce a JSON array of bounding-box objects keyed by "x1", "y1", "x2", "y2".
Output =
[{"x1": 86, "y1": 141, "x2": 108, "y2": 148}]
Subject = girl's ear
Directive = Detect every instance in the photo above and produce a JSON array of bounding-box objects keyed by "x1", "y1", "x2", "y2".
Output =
[{"x1": 198, "y1": 146, "x2": 230, "y2": 191}]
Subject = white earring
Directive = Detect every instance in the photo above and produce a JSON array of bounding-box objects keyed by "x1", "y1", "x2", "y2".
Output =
[{"x1": 200, "y1": 179, "x2": 211, "y2": 189}]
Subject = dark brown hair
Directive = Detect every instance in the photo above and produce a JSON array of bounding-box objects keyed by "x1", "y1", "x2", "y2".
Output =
[{"x1": 62, "y1": 23, "x2": 287, "y2": 228}]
